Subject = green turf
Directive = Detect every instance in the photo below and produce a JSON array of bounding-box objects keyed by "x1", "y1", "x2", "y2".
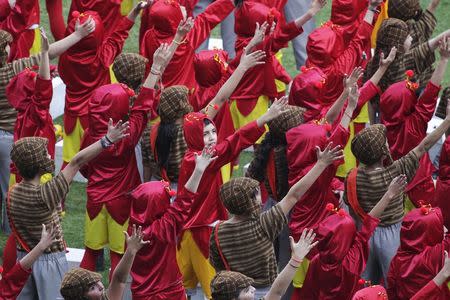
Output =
[{"x1": 1, "y1": 0, "x2": 449, "y2": 284}]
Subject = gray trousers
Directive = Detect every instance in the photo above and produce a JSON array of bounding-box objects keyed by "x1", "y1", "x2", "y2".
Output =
[
  {"x1": 0, "y1": 129, "x2": 13, "y2": 233},
  {"x1": 17, "y1": 250, "x2": 69, "y2": 300},
  {"x1": 361, "y1": 222, "x2": 401, "y2": 286},
  {"x1": 284, "y1": 0, "x2": 315, "y2": 68},
  {"x1": 193, "y1": 0, "x2": 236, "y2": 59}
]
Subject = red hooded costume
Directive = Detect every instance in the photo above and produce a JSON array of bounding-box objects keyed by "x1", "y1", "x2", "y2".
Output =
[
  {"x1": 286, "y1": 122, "x2": 349, "y2": 240},
  {"x1": 59, "y1": 11, "x2": 133, "y2": 136},
  {"x1": 6, "y1": 70, "x2": 54, "y2": 182},
  {"x1": 177, "y1": 112, "x2": 265, "y2": 257},
  {"x1": 436, "y1": 136, "x2": 450, "y2": 228},
  {"x1": 0, "y1": 262, "x2": 31, "y2": 300},
  {"x1": 140, "y1": 0, "x2": 234, "y2": 93},
  {"x1": 128, "y1": 181, "x2": 197, "y2": 300},
  {"x1": 387, "y1": 207, "x2": 450, "y2": 300},
  {"x1": 380, "y1": 80, "x2": 441, "y2": 206},
  {"x1": 352, "y1": 285, "x2": 388, "y2": 300},
  {"x1": 230, "y1": 1, "x2": 302, "y2": 115},
  {"x1": 80, "y1": 85, "x2": 153, "y2": 224},
  {"x1": 300, "y1": 211, "x2": 379, "y2": 299}
]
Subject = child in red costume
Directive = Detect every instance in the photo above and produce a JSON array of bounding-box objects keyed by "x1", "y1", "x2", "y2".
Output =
[
  {"x1": 387, "y1": 206, "x2": 450, "y2": 300},
  {"x1": 58, "y1": 2, "x2": 148, "y2": 166},
  {"x1": 379, "y1": 38, "x2": 450, "y2": 207},
  {"x1": 176, "y1": 98, "x2": 288, "y2": 298},
  {"x1": 299, "y1": 176, "x2": 407, "y2": 300},
  {"x1": 0, "y1": 225, "x2": 55, "y2": 300},
  {"x1": 129, "y1": 147, "x2": 215, "y2": 300},
  {"x1": 6, "y1": 28, "x2": 54, "y2": 183},
  {"x1": 140, "y1": 0, "x2": 235, "y2": 92},
  {"x1": 78, "y1": 43, "x2": 171, "y2": 276}
]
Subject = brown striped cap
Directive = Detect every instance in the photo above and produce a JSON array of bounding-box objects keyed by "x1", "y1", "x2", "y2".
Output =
[
  {"x1": 219, "y1": 177, "x2": 260, "y2": 216},
  {"x1": 60, "y1": 268, "x2": 102, "y2": 300},
  {"x1": 158, "y1": 85, "x2": 193, "y2": 123},
  {"x1": 211, "y1": 271, "x2": 254, "y2": 299},
  {"x1": 351, "y1": 124, "x2": 388, "y2": 166},
  {"x1": 388, "y1": 0, "x2": 422, "y2": 21}
]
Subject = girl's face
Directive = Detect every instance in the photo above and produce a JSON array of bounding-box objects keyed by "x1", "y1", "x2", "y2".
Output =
[
  {"x1": 203, "y1": 123, "x2": 217, "y2": 148},
  {"x1": 85, "y1": 281, "x2": 104, "y2": 300},
  {"x1": 238, "y1": 286, "x2": 256, "y2": 300},
  {"x1": 403, "y1": 35, "x2": 413, "y2": 52}
]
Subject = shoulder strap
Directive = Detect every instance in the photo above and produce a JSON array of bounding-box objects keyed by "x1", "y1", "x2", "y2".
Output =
[
  {"x1": 346, "y1": 168, "x2": 368, "y2": 221},
  {"x1": 266, "y1": 150, "x2": 278, "y2": 201},
  {"x1": 214, "y1": 221, "x2": 231, "y2": 271},
  {"x1": 7, "y1": 185, "x2": 31, "y2": 253},
  {"x1": 150, "y1": 122, "x2": 170, "y2": 183}
]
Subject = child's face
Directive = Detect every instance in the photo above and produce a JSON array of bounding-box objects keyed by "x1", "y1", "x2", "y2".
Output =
[
  {"x1": 403, "y1": 35, "x2": 413, "y2": 52},
  {"x1": 238, "y1": 286, "x2": 255, "y2": 300},
  {"x1": 203, "y1": 123, "x2": 217, "y2": 148},
  {"x1": 85, "y1": 281, "x2": 104, "y2": 300}
]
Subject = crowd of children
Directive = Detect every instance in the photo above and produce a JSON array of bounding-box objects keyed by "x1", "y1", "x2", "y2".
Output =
[{"x1": 1, "y1": 0, "x2": 450, "y2": 299}]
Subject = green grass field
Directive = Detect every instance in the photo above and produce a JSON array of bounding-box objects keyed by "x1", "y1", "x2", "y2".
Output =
[{"x1": 1, "y1": 0, "x2": 449, "y2": 284}]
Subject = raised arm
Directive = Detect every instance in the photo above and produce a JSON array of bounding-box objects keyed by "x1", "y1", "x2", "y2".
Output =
[
  {"x1": 185, "y1": 147, "x2": 217, "y2": 192},
  {"x1": 38, "y1": 28, "x2": 50, "y2": 80},
  {"x1": 61, "y1": 119, "x2": 129, "y2": 184},
  {"x1": 143, "y1": 43, "x2": 173, "y2": 89},
  {"x1": 278, "y1": 143, "x2": 344, "y2": 216},
  {"x1": 430, "y1": 38, "x2": 450, "y2": 87},
  {"x1": 127, "y1": 0, "x2": 152, "y2": 23},
  {"x1": 338, "y1": 84, "x2": 359, "y2": 129},
  {"x1": 107, "y1": 225, "x2": 149, "y2": 300},
  {"x1": 265, "y1": 229, "x2": 318, "y2": 300},
  {"x1": 165, "y1": 18, "x2": 194, "y2": 68},
  {"x1": 369, "y1": 46, "x2": 397, "y2": 87},
  {"x1": 48, "y1": 17, "x2": 95, "y2": 59},
  {"x1": 368, "y1": 175, "x2": 407, "y2": 218},
  {"x1": 427, "y1": 0, "x2": 441, "y2": 14},
  {"x1": 294, "y1": 0, "x2": 326, "y2": 29},
  {"x1": 256, "y1": 96, "x2": 289, "y2": 128},
  {"x1": 204, "y1": 50, "x2": 266, "y2": 119}
]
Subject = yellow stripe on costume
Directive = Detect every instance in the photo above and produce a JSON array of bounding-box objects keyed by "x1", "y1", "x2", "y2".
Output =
[
  {"x1": 292, "y1": 258, "x2": 310, "y2": 288},
  {"x1": 371, "y1": 1, "x2": 389, "y2": 48},
  {"x1": 120, "y1": 0, "x2": 135, "y2": 15},
  {"x1": 62, "y1": 118, "x2": 85, "y2": 163},
  {"x1": 110, "y1": 65, "x2": 118, "y2": 83},
  {"x1": 29, "y1": 28, "x2": 41, "y2": 55}
]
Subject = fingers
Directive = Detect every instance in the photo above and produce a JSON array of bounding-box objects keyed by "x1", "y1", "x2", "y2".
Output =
[
  {"x1": 123, "y1": 230, "x2": 131, "y2": 240},
  {"x1": 289, "y1": 236, "x2": 295, "y2": 250}
]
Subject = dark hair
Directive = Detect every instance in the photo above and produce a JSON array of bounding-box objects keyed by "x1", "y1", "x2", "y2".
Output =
[
  {"x1": 155, "y1": 122, "x2": 177, "y2": 169},
  {"x1": 245, "y1": 132, "x2": 286, "y2": 182},
  {"x1": 203, "y1": 118, "x2": 213, "y2": 126},
  {"x1": 234, "y1": 0, "x2": 243, "y2": 7},
  {"x1": 17, "y1": 165, "x2": 40, "y2": 180},
  {"x1": 211, "y1": 290, "x2": 241, "y2": 300}
]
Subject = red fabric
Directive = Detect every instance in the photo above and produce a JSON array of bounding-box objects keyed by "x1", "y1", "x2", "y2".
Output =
[
  {"x1": 109, "y1": 250, "x2": 122, "y2": 282},
  {"x1": 330, "y1": 0, "x2": 369, "y2": 47},
  {"x1": 178, "y1": 113, "x2": 265, "y2": 257},
  {"x1": 0, "y1": 0, "x2": 11, "y2": 21},
  {"x1": 0, "y1": 262, "x2": 31, "y2": 300},
  {"x1": 266, "y1": 150, "x2": 278, "y2": 201},
  {"x1": 140, "y1": 0, "x2": 234, "y2": 92},
  {"x1": 128, "y1": 182, "x2": 193, "y2": 300},
  {"x1": 80, "y1": 86, "x2": 153, "y2": 224},
  {"x1": 80, "y1": 247, "x2": 102, "y2": 271},
  {"x1": 305, "y1": 20, "x2": 373, "y2": 105},
  {"x1": 306, "y1": 22, "x2": 345, "y2": 68},
  {"x1": 387, "y1": 207, "x2": 450, "y2": 300},
  {"x1": 45, "y1": 0, "x2": 65, "y2": 40},
  {"x1": 194, "y1": 49, "x2": 229, "y2": 88},
  {"x1": 300, "y1": 214, "x2": 379, "y2": 299},
  {"x1": 286, "y1": 123, "x2": 349, "y2": 240},
  {"x1": 411, "y1": 280, "x2": 443, "y2": 300},
  {"x1": 68, "y1": 0, "x2": 123, "y2": 37},
  {"x1": 346, "y1": 168, "x2": 368, "y2": 221},
  {"x1": 1, "y1": 235, "x2": 17, "y2": 275},
  {"x1": 352, "y1": 285, "x2": 387, "y2": 300},
  {"x1": 436, "y1": 136, "x2": 450, "y2": 228},
  {"x1": 380, "y1": 81, "x2": 440, "y2": 206},
  {"x1": 59, "y1": 12, "x2": 133, "y2": 134}
]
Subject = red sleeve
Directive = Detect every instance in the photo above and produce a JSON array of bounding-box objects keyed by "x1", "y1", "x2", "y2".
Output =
[
  {"x1": 332, "y1": 21, "x2": 373, "y2": 75},
  {"x1": 411, "y1": 280, "x2": 443, "y2": 300},
  {"x1": 128, "y1": 87, "x2": 154, "y2": 146},
  {"x1": 139, "y1": 8, "x2": 151, "y2": 48},
  {"x1": 29, "y1": 77, "x2": 53, "y2": 126},
  {"x1": 408, "y1": 82, "x2": 441, "y2": 128},
  {"x1": 187, "y1": 0, "x2": 235, "y2": 49},
  {"x1": 0, "y1": 0, "x2": 35, "y2": 39},
  {"x1": 143, "y1": 188, "x2": 198, "y2": 243},
  {"x1": 0, "y1": 262, "x2": 31, "y2": 299},
  {"x1": 209, "y1": 120, "x2": 266, "y2": 170},
  {"x1": 344, "y1": 214, "x2": 379, "y2": 274},
  {"x1": 352, "y1": 80, "x2": 380, "y2": 118},
  {"x1": 266, "y1": 22, "x2": 303, "y2": 54},
  {"x1": 45, "y1": 0, "x2": 66, "y2": 40},
  {"x1": 99, "y1": 17, "x2": 134, "y2": 67},
  {"x1": 329, "y1": 124, "x2": 350, "y2": 167}
]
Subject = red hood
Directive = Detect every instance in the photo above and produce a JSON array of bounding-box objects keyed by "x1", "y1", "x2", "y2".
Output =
[
  {"x1": 234, "y1": 1, "x2": 281, "y2": 37},
  {"x1": 183, "y1": 112, "x2": 214, "y2": 152},
  {"x1": 380, "y1": 80, "x2": 417, "y2": 128},
  {"x1": 306, "y1": 22, "x2": 345, "y2": 68},
  {"x1": 194, "y1": 49, "x2": 229, "y2": 88}
]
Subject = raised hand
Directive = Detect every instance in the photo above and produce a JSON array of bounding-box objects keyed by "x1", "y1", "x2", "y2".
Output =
[
  {"x1": 347, "y1": 84, "x2": 360, "y2": 109},
  {"x1": 315, "y1": 142, "x2": 344, "y2": 166},
  {"x1": 37, "y1": 224, "x2": 57, "y2": 251},
  {"x1": 74, "y1": 16, "x2": 96, "y2": 38},
  {"x1": 40, "y1": 27, "x2": 49, "y2": 52},
  {"x1": 266, "y1": 96, "x2": 289, "y2": 120},
  {"x1": 239, "y1": 50, "x2": 266, "y2": 70},
  {"x1": 310, "y1": 0, "x2": 327, "y2": 14},
  {"x1": 439, "y1": 37, "x2": 450, "y2": 59},
  {"x1": 386, "y1": 175, "x2": 407, "y2": 199},
  {"x1": 290, "y1": 229, "x2": 318, "y2": 262},
  {"x1": 176, "y1": 17, "x2": 194, "y2": 39},
  {"x1": 344, "y1": 67, "x2": 364, "y2": 89},
  {"x1": 245, "y1": 22, "x2": 269, "y2": 54},
  {"x1": 106, "y1": 119, "x2": 130, "y2": 143},
  {"x1": 153, "y1": 43, "x2": 171, "y2": 71},
  {"x1": 379, "y1": 47, "x2": 397, "y2": 68},
  {"x1": 124, "y1": 224, "x2": 150, "y2": 255},
  {"x1": 194, "y1": 146, "x2": 218, "y2": 172},
  {"x1": 128, "y1": 0, "x2": 153, "y2": 21}
]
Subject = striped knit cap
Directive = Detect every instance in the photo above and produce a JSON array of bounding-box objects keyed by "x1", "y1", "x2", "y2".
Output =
[
  {"x1": 11, "y1": 137, "x2": 54, "y2": 177},
  {"x1": 388, "y1": 0, "x2": 422, "y2": 21},
  {"x1": 60, "y1": 268, "x2": 102, "y2": 300},
  {"x1": 113, "y1": 53, "x2": 148, "y2": 92},
  {"x1": 351, "y1": 124, "x2": 388, "y2": 166},
  {"x1": 0, "y1": 30, "x2": 12, "y2": 67},
  {"x1": 219, "y1": 177, "x2": 260, "y2": 217},
  {"x1": 211, "y1": 271, "x2": 254, "y2": 299},
  {"x1": 376, "y1": 18, "x2": 409, "y2": 53},
  {"x1": 268, "y1": 105, "x2": 305, "y2": 138},
  {"x1": 158, "y1": 86, "x2": 193, "y2": 123}
]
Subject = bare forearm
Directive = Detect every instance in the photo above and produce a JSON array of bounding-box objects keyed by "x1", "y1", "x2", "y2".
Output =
[
  {"x1": 68, "y1": 140, "x2": 103, "y2": 171},
  {"x1": 339, "y1": 105, "x2": 356, "y2": 129},
  {"x1": 143, "y1": 65, "x2": 162, "y2": 89},
  {"x1": 295, "y1": 10, "x2": 316, "y2": 29},
  {"x1": 112, "y1": 250, "x2": 136, "y2": 284},
  {"x1": 433, "y1": 270, "x2": 448, "y2": 287},
  {"x1": 279, "y1": 162, "x2": 327, "y2": 215},
  {"x1": 428, "y1": 0, "x2": 440, "y2": 14},
  {"x1": 265, "y1": 261, "x2": 298, "y2": 300},
  {"x1": 39, "y1": 51, "x2": 50, "y2": 80},
  {"x1": 368, "y1": 191, "x2": 393, "y2": 218},
  {"x1": 369, "y1": 66, "x2": 388, "y2": 87},
  {"x1": 185, "y1": 168, "x2": 205, "y2": 193},
  {"x1": 48, "y1": 32, "x2": 82, "y2": 59},
  {"x1": 325, "y1": 90, "x2": 349, "y2": 124},
  {"x1": 430, "y1": 57, "x2": 449, "y2": 86},
  {"x1": 19, "y1": 244, "x2": 46, "y2": 270},
  {"x1": 414, "y1": 119, "x2": 450, "y2": 157}
]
